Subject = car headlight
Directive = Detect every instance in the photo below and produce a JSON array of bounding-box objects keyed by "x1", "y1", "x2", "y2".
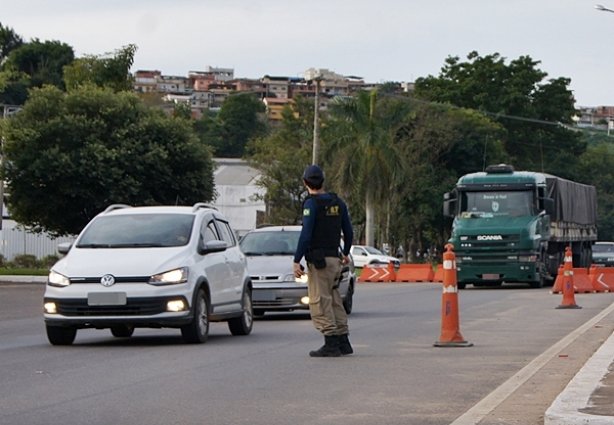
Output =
[
  {"x1": 149, "y1": 267, "x2": 188, "y2": 285},
  {"x1": 48, "y1": 270, "x2": 70, "y2": 287},
  {"x1": 284, "y1": 273, "x2": 308, "y2": 284}
]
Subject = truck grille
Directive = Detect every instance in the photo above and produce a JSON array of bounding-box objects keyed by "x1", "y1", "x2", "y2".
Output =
[{"x1": 457, "y1": 234, "x2": 522, "y2": 265}]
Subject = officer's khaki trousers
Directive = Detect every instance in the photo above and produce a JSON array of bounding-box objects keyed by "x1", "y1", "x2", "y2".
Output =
[{"x1": 307, "y1": 257, "x2": 348, "y2": 336}]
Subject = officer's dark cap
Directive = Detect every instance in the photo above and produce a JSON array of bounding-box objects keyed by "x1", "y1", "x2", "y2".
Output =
[{"x1": 303, "y1": 165, "x2": 324, "y2": 186}]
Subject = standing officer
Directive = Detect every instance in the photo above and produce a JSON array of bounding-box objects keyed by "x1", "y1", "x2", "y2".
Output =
[{"x1": 293, "y1": 165, "x2": 354, "y2": 357}]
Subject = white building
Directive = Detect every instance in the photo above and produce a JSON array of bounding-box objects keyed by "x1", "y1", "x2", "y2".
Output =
[{"x1": 211, "y1": 158, "x2": 265, "y2": 237}]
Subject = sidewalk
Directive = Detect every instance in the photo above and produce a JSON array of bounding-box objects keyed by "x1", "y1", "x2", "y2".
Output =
[{"x1": 545, "y1": 328, "x2": 614, "y2": 424}]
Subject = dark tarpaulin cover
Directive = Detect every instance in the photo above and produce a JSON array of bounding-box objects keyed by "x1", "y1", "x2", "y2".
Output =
[{"x1": 546, "y1": 176, "x2": 597, "y2": 225}]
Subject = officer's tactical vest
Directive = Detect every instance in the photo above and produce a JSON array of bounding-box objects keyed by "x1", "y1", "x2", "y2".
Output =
[{"x1": 309, "y1": 193, "x2": 342, "y2": 254}]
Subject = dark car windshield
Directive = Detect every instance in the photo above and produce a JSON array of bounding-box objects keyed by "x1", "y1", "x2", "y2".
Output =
[
  {"x1": 77, "y1": 214, "x2": 194, "y2": 248},
  {"x1": 239, "y1": 230, "x2": 300, "y2": 255}
]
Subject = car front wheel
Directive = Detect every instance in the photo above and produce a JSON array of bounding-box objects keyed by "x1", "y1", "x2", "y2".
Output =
[
  {"x1": 181, "y1": 289, "x2": 209, "y2": 343},
  {"x1": 228, "y1": 288, "x2": 253, "y2": 336},
  {"x1": 46, "y1": 325, "x2": 77, "y2": 346}
]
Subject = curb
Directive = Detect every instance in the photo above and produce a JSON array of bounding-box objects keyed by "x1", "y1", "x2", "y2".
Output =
[
  {"x1": 545, "y1": 329, "x2": 614, "y2": 425},
  {"x1": 0, "y1": 275, "x2": 47, "y2": 284}
]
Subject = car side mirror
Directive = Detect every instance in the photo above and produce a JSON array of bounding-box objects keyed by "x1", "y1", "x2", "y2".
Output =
[
  {"x1": 57, "y1": 242, "x2": 72, "y2": 255},
  {"x1": 199, "y1": 239, "x2": 228, "y2": 255}
]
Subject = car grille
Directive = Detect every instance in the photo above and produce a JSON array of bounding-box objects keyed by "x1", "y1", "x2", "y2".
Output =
[
  {"x1": 250, "y1": 275, "x2": 282, "y2": 282},
  {"x1": 48, "y1": 297, "x2": 168, "y2": 316},
  {"x1": 68, "y1": 276, "x2": 151, "y2": 284},
  {"x1": 253, "y1": 298, "x2": 299, "y2": 307}
]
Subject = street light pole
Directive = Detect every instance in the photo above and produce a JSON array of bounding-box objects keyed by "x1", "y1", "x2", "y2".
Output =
[{"x1": 312, "y1": 77, "x2": 321, "y2": 165}]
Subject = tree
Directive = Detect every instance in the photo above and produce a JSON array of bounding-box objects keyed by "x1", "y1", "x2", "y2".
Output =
[
  {"x1": 414, "y1": 51, "x2": 584, "y2": 174},
  {"x1": 0, "y1": 22, "x2": 23, "y2": 63},
  {"x1": 577, "y1": 142, "x2": 614, "y2": 241},
  {"x1": 0, "y1": 68, "x2": 29, "y2": 105},
  {"x1": 1, "y1": 85, "x2": 215, "y2": 236},
  {"x1": 246, "y1": 97, "x2": 313, "y2": 224},
  {"x1": 323, "y1": 90, "x2": 413, "y2": 246},
  {"x1": 2, "y1": 39, "x2": 74, "y2": 89},
  {"x1": 198, "y1": 92, "x2": 267, "y2": 158},
  {"x1": 63, "y1": 44, "x2": 136, "y2": 92}
]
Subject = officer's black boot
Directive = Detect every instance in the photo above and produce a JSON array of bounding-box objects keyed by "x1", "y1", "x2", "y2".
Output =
[
  {"x1": 309, "y1": 335, "x2": 341, "y2": 357},
  {"x1": 339, "y1": 334, "x2": 353, "y2": 355}
]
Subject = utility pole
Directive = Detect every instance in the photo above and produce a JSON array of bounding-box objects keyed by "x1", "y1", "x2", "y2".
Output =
[{"x1": 312, "y1": 77, "x2": 321, "y2": 165}]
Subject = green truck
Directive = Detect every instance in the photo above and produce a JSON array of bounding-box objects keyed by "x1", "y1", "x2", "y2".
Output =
[{"x1": 443, "y1": 164, "x2": 598, "y2": 288}]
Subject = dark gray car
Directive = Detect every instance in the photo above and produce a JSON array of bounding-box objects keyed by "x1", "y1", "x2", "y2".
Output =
[
  {"x1": 239, "y1": 225, "x2": 355, "y2": 317},
  {"x1": 592, "y1": 241, "x2": 614, "y2": 267}
]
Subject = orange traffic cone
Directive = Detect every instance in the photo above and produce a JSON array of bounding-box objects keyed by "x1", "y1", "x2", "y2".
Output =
[
  {"x1": 556, "y1": 246, "x2": 581, "y2": 310},
  {"x1": 434, "y1": 244, "x2": 473, "y2": 347}
]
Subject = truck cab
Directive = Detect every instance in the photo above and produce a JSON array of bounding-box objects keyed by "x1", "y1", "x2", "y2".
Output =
[{"x1": 443, "y1": 164, "x2": 595, "y2": 289}]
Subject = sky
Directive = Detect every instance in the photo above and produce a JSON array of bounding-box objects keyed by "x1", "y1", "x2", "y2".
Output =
[{"x1": 1, "y1": 0, "x2": 613, "y2": 106}]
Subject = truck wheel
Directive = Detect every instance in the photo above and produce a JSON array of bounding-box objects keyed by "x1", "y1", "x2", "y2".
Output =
[
  {"x1": 46, "y1": 325, "x2": 77, "y2": 346},
  {"x1": 181, "y1": 289, "x2": 209, "y2": 343},
  {"x1": 530, "y1": 275, "x2": 545, "y2": 288},
  {"x1": 457, "y1": 282, "x2": 466, "y2": 289},
  {"x1": 228, "y1": 288, "x2": 253, "y2": 336}
]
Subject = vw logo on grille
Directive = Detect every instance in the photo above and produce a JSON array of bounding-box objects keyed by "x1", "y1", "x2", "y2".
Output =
[{"x1": 100, "y1": 274, "x2": 116, "y2": 287}]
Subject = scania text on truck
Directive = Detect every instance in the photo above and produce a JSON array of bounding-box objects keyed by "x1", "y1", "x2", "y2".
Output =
[{"x1": 443, "y1": 164, "x2": 598, "y2": 289}]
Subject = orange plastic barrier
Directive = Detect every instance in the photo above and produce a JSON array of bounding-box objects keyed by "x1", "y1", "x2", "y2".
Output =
[
  {"x1": 395, "y1": 264, "x2": 434, "y2": 282},
  {"x1": 556, "y1": 247, "x2": 581, "y2": 309},
  {"x1": 434, "y1": 244, "x2": 472, "y2": 347},
  {"x1": 358, "y1": 262, "x2": 396, "y2": 283},
  {"x1": 589, "y1": 266, "x2": 614, "y2": 293},
  {"x1": 433, "y1": 265, "x2": 444, "y2": 283},
  {"x1": 552, "y1": 267, "x2": 594, "y2": 294}
]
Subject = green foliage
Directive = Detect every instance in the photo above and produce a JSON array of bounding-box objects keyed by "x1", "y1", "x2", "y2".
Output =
[
  {"x1": 0, "y1": 68, "x2": 29, "y2": 104},
  {"x1": 2, "y1": 39, "x2": 74, "y2": 89},
  {"x1": 577, "y1": 142, "x2": 614, "y2": 240},
  {"x1": 1, "y1": 85, "x2": 215, "y2": 236},
  {"x1": 0, "y1": 22, "x2": 23, "y2": 62},
  {"x1": 246, "y1": 97, "x2": 312, "y2": 224},
  {"x1": 196, "y1": 92, "x2": 267, "y2": 158},
  {"x1": 414, "y1": 51, "x2": 584, "y2": 174},
  {"x1": 12, "y1": 254, "x2": 39, "y2": 269},
  {"x1": 323, "y1": 90, "x2": 415, "y2": 244},
  {"x1": 63, "y1": 44, "x2": 136, "y2": 92}
]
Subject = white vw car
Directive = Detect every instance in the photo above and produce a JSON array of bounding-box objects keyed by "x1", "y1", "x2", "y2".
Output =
[{"x1": 43, "y1": 203, "x2": 253, "y2": 345}]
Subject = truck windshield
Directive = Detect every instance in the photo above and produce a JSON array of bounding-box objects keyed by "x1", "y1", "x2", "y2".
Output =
[{"x1": 460, "y1": 191, "x2": 534, "y2": 218}]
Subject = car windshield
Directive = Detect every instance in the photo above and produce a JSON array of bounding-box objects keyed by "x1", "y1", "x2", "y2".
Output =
[
  {"x1": 239, "y1": 230, "x2": 300, "y2": 255},
  {"x1": 76, "y1": 214, "x2": 194, "y2": 248},
  {"x1": 460, "y1": 190, "x2": 534, "y2": 218},
  {"x1": 593, "y1": 243, "x2": 614, "y2": 253},
  {"x1": 364, "y1": 246, "x2": 384, "y2": 255}
]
